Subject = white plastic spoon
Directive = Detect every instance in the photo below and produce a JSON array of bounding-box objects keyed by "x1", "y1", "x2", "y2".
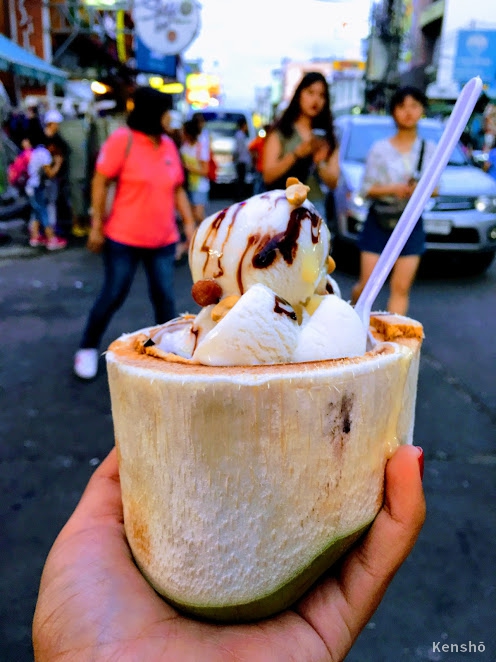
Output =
[{"x1": 354, "y1": 76, "x2": 483, "y2": 341}]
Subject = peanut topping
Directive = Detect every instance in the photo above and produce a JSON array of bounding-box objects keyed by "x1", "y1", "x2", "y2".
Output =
[
  {"x1": 327, "y1": 256, "x2": 336, "y2": 274},
  {"x1": 192, "y1": 279, "x2": 223, "y2": 307},
  {"x1": 286, "y1": 182, "x2": 310, "y2": 206},
  {"x1": 211, "y1": 295, "x2": 241, "y2": 322}
]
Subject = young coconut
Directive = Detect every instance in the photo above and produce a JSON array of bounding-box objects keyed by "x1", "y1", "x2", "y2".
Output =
[{"x1": 106, "y1": 313, "x2": 423, "y2": 622}]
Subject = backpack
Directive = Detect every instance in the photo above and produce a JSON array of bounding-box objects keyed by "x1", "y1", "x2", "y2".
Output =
[{"x1": 8, "y1": 149, "x2": 32, "y2": 188}]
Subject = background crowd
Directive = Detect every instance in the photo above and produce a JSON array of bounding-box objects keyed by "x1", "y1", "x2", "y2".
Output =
[
  {"x1": 1, "y1": 72, "x2": 493, "y2": 658},
  {"x1": 3, "y1": 74, "x2": 496, "y2": 370}
]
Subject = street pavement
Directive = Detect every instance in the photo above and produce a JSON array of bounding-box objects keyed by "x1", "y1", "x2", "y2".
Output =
[{"x1": 0, "y1": 202, "x2": 495, "y2": 661}]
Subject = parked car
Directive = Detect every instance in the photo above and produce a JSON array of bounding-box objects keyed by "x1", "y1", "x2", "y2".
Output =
[
  {"x1": 196, "y1": 108, "x2": 256, "y2": 186},
  {"x1": 333, "y1": 115, "x2": 496, "y2": 275}
]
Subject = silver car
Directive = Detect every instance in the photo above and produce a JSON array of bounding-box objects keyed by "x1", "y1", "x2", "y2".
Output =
[{"x1": 333, "y1": 115, "x2": 496, "y2": 275}]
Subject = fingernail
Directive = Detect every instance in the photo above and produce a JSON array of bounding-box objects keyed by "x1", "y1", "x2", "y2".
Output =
[{"x1": 416, "y1": 446, "x2": 424, "y2": 480}]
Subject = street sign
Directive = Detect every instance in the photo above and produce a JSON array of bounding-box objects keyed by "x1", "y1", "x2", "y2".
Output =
[
  {"x1": 454, "y1": 30, "x2": 496, "y2": 86},
  {"x1": 133, "y1": 0, "x2": 201, "y2": 55},
  {"x1": 135, "y1": 38, "x2": 178, "y2": 77}
]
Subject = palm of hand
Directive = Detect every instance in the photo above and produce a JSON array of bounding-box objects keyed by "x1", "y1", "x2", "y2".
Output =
[{"x1": 33, "y1": 447, "x2": 424, "y2": 661}]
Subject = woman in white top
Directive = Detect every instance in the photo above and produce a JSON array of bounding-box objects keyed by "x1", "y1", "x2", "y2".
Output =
[{"x1": 351, "y1": 87, "x2": 436, "y2": 315}]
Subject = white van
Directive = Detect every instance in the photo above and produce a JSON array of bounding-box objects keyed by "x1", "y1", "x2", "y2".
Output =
[{"x1": 195, "y1": 108, "x2": 256, "y2": 185}]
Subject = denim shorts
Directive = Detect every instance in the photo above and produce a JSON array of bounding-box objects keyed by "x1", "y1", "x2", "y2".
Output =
[
  {"x1": 189, "y1": 190, "x2": 208, "y2": 206},
  {"x1": 358, "y1": 207, "x2": 426, "y2": 256}
]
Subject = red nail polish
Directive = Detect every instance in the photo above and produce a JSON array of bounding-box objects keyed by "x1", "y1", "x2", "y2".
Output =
[{"x1": 417, "y1": 446, "x2": 424, "y2": 480}]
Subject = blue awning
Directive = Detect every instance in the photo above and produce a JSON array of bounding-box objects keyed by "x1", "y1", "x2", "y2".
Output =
[{"x1": 0, "y1": 34, "x2": 68, "y2": 85}]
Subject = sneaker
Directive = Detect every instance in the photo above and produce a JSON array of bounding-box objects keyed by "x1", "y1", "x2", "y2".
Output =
[
  {"x1": 29, "y1": 235, "x2": 46, "y2": 247},
  {"x1": 46, "y1": 236, "x2": 67, "y2": 251},
  {"x1": 74, "y1": 349, "x2": 99, "y2": 380}
]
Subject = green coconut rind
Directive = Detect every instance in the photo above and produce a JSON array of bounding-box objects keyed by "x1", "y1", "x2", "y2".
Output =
[{"x1": 143, "y1": 519, "x2": 373, "y2": 624}]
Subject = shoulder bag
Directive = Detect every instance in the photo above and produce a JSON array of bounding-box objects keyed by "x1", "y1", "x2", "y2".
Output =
[
  {"x1": 105, "y1": 129, "x2": 133, "y2": 217},
  {"x1": 371, "y1": 140, "x2": 425, "y2": 232}
]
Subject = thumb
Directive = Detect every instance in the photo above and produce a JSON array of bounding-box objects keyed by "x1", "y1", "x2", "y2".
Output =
[
  {"x1": 297, "y1": 444, "x2": 425, "y2": 658},
  {"x1": 338, "y1": 444, "x2": 426, "y2": 621}
]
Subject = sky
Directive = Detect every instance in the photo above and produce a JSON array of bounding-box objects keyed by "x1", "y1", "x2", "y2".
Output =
[{"x1": 183, "y1": 0, "x2": 372, "y2": 108}]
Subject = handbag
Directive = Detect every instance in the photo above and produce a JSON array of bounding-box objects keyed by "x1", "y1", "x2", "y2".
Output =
[
  {"x1": 371, "y1": 140, "x2": 425, "y2": 232},
  {"x1": 207, "y1": 153, "x2": 217, "y2": 182},
  {"x1": 195, "y1": 141, "x2": 217, "y2": 182}
]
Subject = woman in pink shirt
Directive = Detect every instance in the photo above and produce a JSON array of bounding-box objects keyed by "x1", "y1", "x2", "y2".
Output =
[{"x1": 74, "y1": 87, "x2": 195, "y2": 380}]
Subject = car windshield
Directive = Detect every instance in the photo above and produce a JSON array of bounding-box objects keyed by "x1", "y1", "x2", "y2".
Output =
[
  {"x1": 343, "y1": 121, "x2": 467, "y2": 166},
  {"x1": 201, "y1": 112, "x2": 247, "y2": 138}
]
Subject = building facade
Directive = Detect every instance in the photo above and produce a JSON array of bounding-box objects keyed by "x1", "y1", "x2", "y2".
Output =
[{"x1": 399, "y1": 0, "x2": 496, "y2": 104}]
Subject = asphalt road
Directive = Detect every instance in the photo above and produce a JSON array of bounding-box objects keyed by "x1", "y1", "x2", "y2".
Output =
[{"x1": 1, "y1": 201, "x2": 495, "y2": 661}]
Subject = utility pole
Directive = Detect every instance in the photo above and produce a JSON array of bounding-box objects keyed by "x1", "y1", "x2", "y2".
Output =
[{"x1": 364, "y1": 0, "x2": 403, "y2": 112}]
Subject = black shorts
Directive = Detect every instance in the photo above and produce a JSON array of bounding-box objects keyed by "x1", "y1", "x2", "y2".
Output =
[{"x1": 357, "y1": 207, "x2": 426, "y2": 256}]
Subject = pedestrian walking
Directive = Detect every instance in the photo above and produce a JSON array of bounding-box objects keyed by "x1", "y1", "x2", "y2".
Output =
[
  {"x1": 73, "y1": 87, "x2": 196, "y2": 380},
  {"x1": 262, "y1": 71, "x2": 339, "y2": 222},
  {"x1": 180, "y1": 118, "x2": 210, "y2": 226},
  {"x1": 351, "y1": 86, "x2": 436, "y2": 315},
  {"x1": 25, "y1": 135, "x2": 67, "y2": 250},
  {"x1": 192, "y1": 112, "x2": 211, "y2": 158},
  {"x1": 233, "y1": 117, "x2": 251, "y2": 201},
  {"x1": 42, "y1": 109, "x2": 72, "y2": 239}
]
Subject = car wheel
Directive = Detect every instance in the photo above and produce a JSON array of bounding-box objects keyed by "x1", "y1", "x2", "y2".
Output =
[{"x1": 460, "y1": 251, "x2": 495, "y2": 276}]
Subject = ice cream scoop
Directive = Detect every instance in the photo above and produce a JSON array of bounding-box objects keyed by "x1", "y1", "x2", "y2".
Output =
[
  {"x1": 192, "y1": 283, "x2": 300, "y2": 366},
  {"x1": 167, "y1": 183, "x2": 363, "y2": 366},
  {"x1": 294, "y1": 294, "x2": 366, "y2": 362},
  {"x1": 189, "y1": 189, "x2": 331, "y2": 310}
]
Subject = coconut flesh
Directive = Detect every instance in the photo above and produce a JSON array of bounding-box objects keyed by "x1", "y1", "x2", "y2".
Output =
[{"x1": 106, "y1": 313, "x2": 422, "y2": 623}]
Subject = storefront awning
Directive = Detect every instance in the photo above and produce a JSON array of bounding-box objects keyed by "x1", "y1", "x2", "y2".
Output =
[{"x1": 0, "y1": 34, "x2": 68, "y2": 86}]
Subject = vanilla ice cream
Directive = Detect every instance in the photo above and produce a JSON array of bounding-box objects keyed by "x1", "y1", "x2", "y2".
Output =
[
  {"x1": 193, "y1": 284, "x2": 300, "y2": 366},
  {"x1": 148, "y1": 183, "x2": 367, "y2": 366}
]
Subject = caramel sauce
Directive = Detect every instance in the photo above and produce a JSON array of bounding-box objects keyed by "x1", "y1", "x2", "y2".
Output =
[
  {"x1": 237, "y1": 235, "x2": 259, "y2": 294},
  {"x1": 200, "y1": 208, "x2": 228, "y2": 275},
  {"x1": 200, "y1": 202, "x2": 247, "y2": 279},
  {"x1": 191, "y1": 326, "x2": 199, "y2": 353}
]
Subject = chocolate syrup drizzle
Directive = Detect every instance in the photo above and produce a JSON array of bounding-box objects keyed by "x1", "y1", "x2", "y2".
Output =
[
  {"x1": 274, "y1": 295, "x2": 297, "y2": 321},
  {"x1": 200, "y1": 199, "x2": 321, "y2": 297},
  {"x1": 252, "y1": 207, "x2": 321, "y2": 268}
]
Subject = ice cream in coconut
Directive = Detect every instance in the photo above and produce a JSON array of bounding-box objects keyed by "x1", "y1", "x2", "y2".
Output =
[{"x1": 106, "y1": 179, "x2": 423, "y2": 622}]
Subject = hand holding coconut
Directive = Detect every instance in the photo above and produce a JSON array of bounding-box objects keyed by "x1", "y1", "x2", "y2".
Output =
[
  {"x1": 103, "y1": 183, "x2": 425, "y2": 621},
  {"x1": 33, "y1": 444, "x2": 425, "y2": 662}
]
